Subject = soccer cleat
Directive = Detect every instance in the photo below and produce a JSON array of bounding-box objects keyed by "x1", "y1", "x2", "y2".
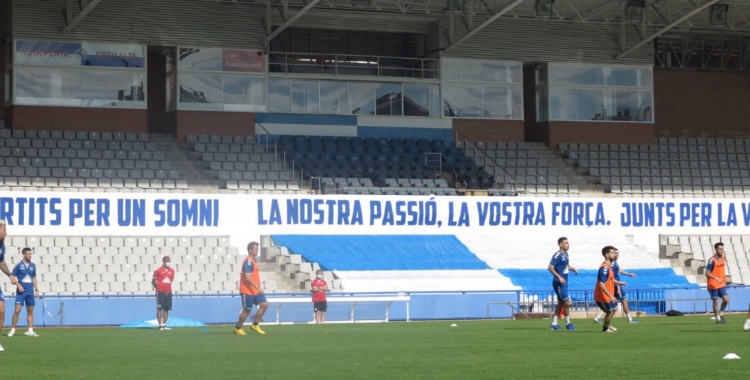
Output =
[
  {"x1": 743, "y1": 321, "x2": 750, "y2": 331},
  {"x1": 7, "y1": 329, "x2": 15, "y2": 337},
  {"x1": 604, "y1": 328, "x2": 615, "y2": 333},
  {"x1": 550, "y1": 324, "x2": 561, "y2": 331},
  {"x1": 719, "y1": 316, "x2": 727, "y2": 325},
  {"x1": 593, "y1": 318, "x2": 601, "y2": 324},
  {"x1": 162, "y1": 327, "x2": 172, "y2": 331},
  {"x1": 629, "y1": 320, "x2": 641, "y2": 324},
  {"x1": 26, "y1": 332, "x2": 39, "y2": 337},
  {"x1": 0, "y1": 343, "x2": 4, "y2": 352},
  {"x1": 250, "y1": 324, "x2": 266, "y2": 335},
  {"x1": 565, "y1": 323, "x2": 576, "y2": 331},
  {"x1": 234, "y1": 328, "x2": 246, "y2": 336},
  {"x1": 607, "y1": 326, "x2": 617, "y2": 332}
]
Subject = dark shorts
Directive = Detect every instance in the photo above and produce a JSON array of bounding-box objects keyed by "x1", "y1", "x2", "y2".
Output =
[
  {"x1": 156, "y1": 291, "x2": 173, "y2": 311},
  {"x1": 615, "y1": 286, "x2": 626, "y2": 301},
  {"x1": 597, "y1": 301, "x2": 617, "y2": 313},
  {"x1": 553, "y1": 283, "x2": 569, "y2": 302},
  {"x1": 708, "y1": 287, "x2": 728, "y2": 300},
  {"x1": 314, "y1": 301, "x2": 327, "y2": 312},
  {"x1": 241, "y1": 293, "x2": 268, "y2": 311},
  {"x1": 15, "y1": 292, "x2": 35, "y2": 307}
]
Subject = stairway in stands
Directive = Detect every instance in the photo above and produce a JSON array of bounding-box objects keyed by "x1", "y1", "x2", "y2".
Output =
[
  {"x1": 526, "y1": 143, "x2": 608, "y2": 195},
  {"x1": 149, "y1": 135, "x2": 227, "y2": 193}
]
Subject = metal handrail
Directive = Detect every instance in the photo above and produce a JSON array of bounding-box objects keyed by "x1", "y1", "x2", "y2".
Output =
[
  {"x1": 453, "y1": 127, "x2": 518, "y2": 192},
  {"x1": 268, "y1": 51, "x2": 440, "y2": 79},
  {"x1": 423, "y1": 152, "x2": 461, "y2": 190},
  {"x1": 254, "y1": 121, "x2": 313, "y2": 185}
]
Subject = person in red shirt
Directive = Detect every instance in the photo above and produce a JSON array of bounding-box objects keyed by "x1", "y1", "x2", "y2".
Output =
[
  {"x1": 311, "y1": 269, "x2": 329, "y2": 324},
  {"x1": 594, "y1": 246, "x2": 618, "y2": 333},
  {"x1": 152, "y1": 256, "x2": 175, "y2": 331}
]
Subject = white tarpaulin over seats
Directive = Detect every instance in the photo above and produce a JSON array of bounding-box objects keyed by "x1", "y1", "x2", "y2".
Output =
[{"x1": 458, "y1": 233, "x2": 664, "y2": 271}]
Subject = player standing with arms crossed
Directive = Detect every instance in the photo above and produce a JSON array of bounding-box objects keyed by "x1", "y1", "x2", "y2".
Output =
[
  {"x1": 234, "y1": 242, "x2": 269, "y2": 335},
  {"x1": 152, "y1": 256, "x2": 175, "y2": 331},
  {"x1": 594, "y1": 249, "x2": 640, "y2": 324},
  {"x1": 311, "y1": 269, "x2": 329, "y2": 324},
  {"x1": 595, "y1": 246, "x2": 618, "y2": 333},
  {"x1": 7, "y1": 248, "x2": 40, "y2": 337},
  {"x1": 706, "y1": 242, "x2": 729, "y2": 325},
  {"x1": 548, "y1": 237, "x2": 578, "y2": 331}
]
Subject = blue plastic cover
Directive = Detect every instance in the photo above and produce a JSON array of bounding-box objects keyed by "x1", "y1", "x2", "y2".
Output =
[
  {"x1": 120, "y1": 317, "x2": 206, "y2": 328},
  {"x1": 271, "y1": 235, "x2": 491, "y2": 271},
  {"x1": 497, "y1": 268, "x2": 697, "y2": 291}
]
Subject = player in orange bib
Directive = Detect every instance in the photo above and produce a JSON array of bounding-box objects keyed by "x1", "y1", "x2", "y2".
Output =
[
  {"x1": 705, "y1": 242, "x2": 729, "y2": 325},
  {"x1": 234, "y1": 241, "x2": 269, "y2": 335},
  {"x1": 594, "y1": 246, "x2": 618, "y2": 333}
]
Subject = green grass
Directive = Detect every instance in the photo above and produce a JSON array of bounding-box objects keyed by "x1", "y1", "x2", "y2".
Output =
[{"x1": 2, "y1": 315, "x2": 750, "y2": 379}]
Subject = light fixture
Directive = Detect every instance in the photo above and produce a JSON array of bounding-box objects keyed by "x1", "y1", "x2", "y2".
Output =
[
  {"x1": 625, "y1": 0, "x2": 645, "y2": 22},
  {"x1": 351, "y1": 0, "x2": 370, "y2": 9},
  {"x1": 447, "y1": 0, "x2": 464, "y2": 14},
  {"x1": 535, "y1": 0, "x2": 554, "y2": 18},
  {"x1": 710, "y1": 4, "x2": 729, "y2": 26}
]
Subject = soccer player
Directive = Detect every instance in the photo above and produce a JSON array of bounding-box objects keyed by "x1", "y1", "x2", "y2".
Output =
[
  {"x1": 594, "y1": 249, "x2": 640, "y2": 324},
  {"x1": 234, "y1": 241, "x2": 269, "y2": 335},
  {"x1": 594, "y1": 246, "x2": 618, "y2": 333},
  {"x1": 548, "y1": 237, "x2": 578, "y2": 331},
  {"x1": 8, "y1": 247, "x2": 40, "y2": 337},
  {"x1": 311, "y1": 269, "x2": 329, "y2": 324},
  {"x1": 0, "y1": 220, "x2": 20, "y2": 352},
  {"x1": 705, "y1": 242, "x2": 729, "y2": 325},
  {"x1": 152, "y1": 256, "x2": 175, "y2": 331},
  {"x1": 744, "y1": 305, "x2": 750, "y2": 331}
]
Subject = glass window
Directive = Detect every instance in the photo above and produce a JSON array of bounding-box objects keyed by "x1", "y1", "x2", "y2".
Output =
[
  {"x1": 443, "y1": 85, "x2": 482, "y2": 118},
  {"x1": 442, "y1": 58, "x2": 482, "y2": 82},
  {"x1": 348, "y1": 82, "x2": 375, "y2": 115},
  {"x1": 375, "y1": 83, "x2": 402, "y2": 116},
  {"x1": 268, "y1": 79, "x2": 291, "y2": 113},
  {"x1": 320, "y1": 81, "x2": 348, "y2": 115},
  {"x1": 178, "y1": 74, "x2": 222, "y2": 110},
  {"x1": 429, "y1": 85, "x2": 440, "y2": 118},
  {"x1": 179, "y1": 48, "x2": 223, "y2": 71},
  {"x1": 82, "y1": 71, "x2": 145, "y2": 107},
  {"x1": 550, "y1": 88, "x2": 602, "y2": 121},
  {"x1": 224, "y1": 76, "x2": 265, "y2": 112},
  {"x1": 15, "y1": 67, "x2": 81, "y2": 106},
  {"x1": 550, "y1": 64, "x2": 652, "y2": 87},
  {"x1": 403, "y1": 84, "x2": 431, "y2": 117},
  {"x1": 291, "y1": 80, "x2": 320, "y2": 114}
]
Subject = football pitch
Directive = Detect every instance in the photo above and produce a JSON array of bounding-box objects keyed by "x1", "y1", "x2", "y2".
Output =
[{"x1": 1, "y1": 315, "x2": 749, "y2": 379}]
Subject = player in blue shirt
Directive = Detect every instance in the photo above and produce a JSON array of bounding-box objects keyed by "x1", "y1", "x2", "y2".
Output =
[
  {"x1": 594, "y1": 248, "x2": 640, "y2": 324},
  {"x1": 8, "y1": 247, "x2": 40, "y2": 337},
  {"x1": 548, "y1": 237, "x2": 578, "y2": 331},
  {"x1": 0, "y1": 220, "x2": 21, "y2": 352}
]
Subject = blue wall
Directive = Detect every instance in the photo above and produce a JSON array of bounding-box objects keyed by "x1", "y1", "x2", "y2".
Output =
[{"x1": 4, "y1": 287, "x2": 747, "y2": 327}]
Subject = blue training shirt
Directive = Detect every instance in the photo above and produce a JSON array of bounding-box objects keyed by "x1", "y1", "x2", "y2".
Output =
[
  {"x1": 12, "y1": 261, "x2": 36, "y2": 294},
  {"x1": 598, "y1": 265, "x2": 610, "y2": 283},
  {"x1": 549, "y1": 251, "x2": 570, "y2": 284},
  {"x1": 612, "y1": 260, "x2": 621, "y2": 281}
]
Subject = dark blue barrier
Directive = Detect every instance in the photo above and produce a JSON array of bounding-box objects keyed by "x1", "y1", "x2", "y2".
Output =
[{"x1": 2, "y1": 286, "x2": 748, "y2": 327}]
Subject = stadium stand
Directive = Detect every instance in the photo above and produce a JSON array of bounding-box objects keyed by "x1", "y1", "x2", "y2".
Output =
[
  {"x1": 186, "y1": 134, "x2": 311, "y2": 195},
  {"x1": 266, "y1": 233, "x2": 698, "y2": 292},
  {"x1": 0, "y1": 235, "x2": 339, "y2": 296},
  {"x1": 560, "y1": 138, "x2": 750, "y2": 197},
  {"x1": 275, "y1": 135, "x2": 485, "y2": 193},
  {"x1": 659, "y1": 235, "x2": 750, "y2": 285}
]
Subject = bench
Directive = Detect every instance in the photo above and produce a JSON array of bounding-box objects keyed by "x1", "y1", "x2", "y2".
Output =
[{"x1": 263, "y1": 295, "x2": 411, "y2": 324}]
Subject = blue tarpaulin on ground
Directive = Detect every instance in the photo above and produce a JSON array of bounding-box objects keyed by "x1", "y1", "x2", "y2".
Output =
[
  {"x1": 271, "y1": 235, "x2": 491, "y2": 271},
  {"x1": 120, "y1": 317, "x2": 206, "y2": 328}
]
